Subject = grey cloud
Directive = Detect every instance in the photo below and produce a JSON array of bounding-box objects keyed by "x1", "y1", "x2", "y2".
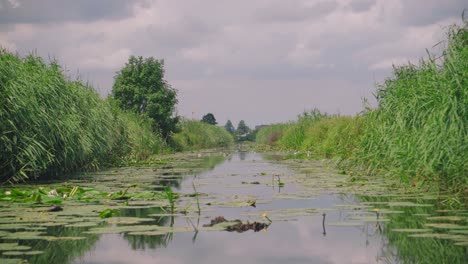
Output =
[
  {"x1": 0, "y1": 0, "x2": 464, "y2": 125},
  {"x1": 254, "y1": 0, "x2": 339, "y2": 23},
  {"x1": 0, "y1": 0, "x2": 140, "y2": 24},
  {"x1": 399, "y1": 0, "x2": 466, "y2": 26},
  {"x1": 348, "y1": 0, "x2": 376, "y2": 13}
]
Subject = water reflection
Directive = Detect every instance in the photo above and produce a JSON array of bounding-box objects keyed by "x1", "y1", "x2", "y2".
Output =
[
  {"x1": 72, "y1": 153, "x2": 400, "y2": 264},
  {"x1": 2, "y1": 152, "x2": 466, "y2": 264}
]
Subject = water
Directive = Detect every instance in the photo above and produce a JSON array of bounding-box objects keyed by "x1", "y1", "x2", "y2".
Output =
[{"x1": 0, "y1": 151, "x2": 466, "y2": 264}]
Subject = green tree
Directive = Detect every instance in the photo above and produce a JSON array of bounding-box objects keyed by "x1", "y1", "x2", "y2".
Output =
[
  {"x1": 224, "y1": 120, "x2": 235, "y2": 134},
  {"x1": 201, "y1": 113, "x2": 217, "y2": 125},
  {"x1": 112, "y1": 56, "x2": 178, "y2": 139},
  {"x1": 236, "y1": 120, "x2": 250, "y2": 135}
]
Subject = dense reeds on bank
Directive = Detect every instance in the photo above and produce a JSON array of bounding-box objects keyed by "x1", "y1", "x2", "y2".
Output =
[
  {"x1": 171, "y1": 120, "x2": 234, "y2": 151},
  {"x1": 0, "y1": 51, "x2": 125, "y2": 183},
  {"x1": 257, "y1": 21, "x2": 467, "y2": 191},
  {"x1": 0, "y1": 51, "x2": 231, "y2": 183}
]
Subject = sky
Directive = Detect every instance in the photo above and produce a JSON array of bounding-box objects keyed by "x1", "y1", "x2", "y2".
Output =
[{"x1": 0, "y1": 0, "x2": 466, "y2": 127}]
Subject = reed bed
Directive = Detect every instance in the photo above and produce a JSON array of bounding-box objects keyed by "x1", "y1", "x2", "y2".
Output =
[
  {"x1": 0, "y1": 51, "x2": 164, "y2": 183},
  {"x1": 171, "y1": 120, "x2": 234, "y2": 151},
  {"x1": 256, "y1": 22, "x2": 467, "y2": 191}
]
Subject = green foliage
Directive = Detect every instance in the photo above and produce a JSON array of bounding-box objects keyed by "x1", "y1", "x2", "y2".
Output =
[
  {"x1": 201, "y1": 113, "x2": 217, "y2": 125},
  {"x1": 236, "y1": 120, "x2": 250, "y2": 135},
  {"x1": 224, "y1": 120, "x2": 235, "y2": 134},
  {"x1": 256, "y1": 21, "x2": 468, "y2": 191},
  {"x1": 276, "y1": 110, "x2": 328, "y2": 150},
  {"x1": 255, "y1": 124, "x2": 288, "y2": 145},
  {"x1": 301, "y1": 116, "x2": 363, "y2": 159},
  {"x1": 113, "y1": 107, "x2": 167, "y2": 162},
  {"x1": 112, "y1": 56, "x2": 178, "y2": 139},
  {"x1": 171, "y1": 120, "x2": 234, "y2": 151},
  {"x1": 356, "y1": 22, "x2": 468, "y2": 188},
  {"x1": 0, "y1": 51, "x2": 169, "y2": 183},
  {"x1": 0, "y1": 50, "x2": 123, "y2": 183},
  {"x1": 99, "y1": 208, "x2": 120, "y2": 218}
]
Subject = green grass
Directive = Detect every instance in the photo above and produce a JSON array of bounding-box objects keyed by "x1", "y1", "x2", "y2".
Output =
[
  {"x1": 256, "y1": 21, "x2": 467, "y2": 191},
  {"x1": 171, "y1": 119, "x2": 234, "y2": 151}
]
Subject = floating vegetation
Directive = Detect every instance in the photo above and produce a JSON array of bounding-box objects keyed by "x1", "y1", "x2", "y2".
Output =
[
  {"x1": 0, "y1": 243, "x2": 31, "y2": 251},
  {"x1": 202, "y1": 216, "x2": 270, "y2": 233},
  {"x1": 425, "y1": 223, "x2": 468, "y2": 229},
  {"x1": 2, "y1": 250, "x2": 44, "y2": 256},
  {"x1": 426, "y1": 216, "x2": 466, "y2": 222},
  {"x1": 392, "y1": 229, "x2": 433, "y2": 233}
]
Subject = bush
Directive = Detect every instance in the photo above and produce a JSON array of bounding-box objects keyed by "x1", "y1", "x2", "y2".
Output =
[{"x1": 171, "y1": 120, "x2": 234, "y2": 151}]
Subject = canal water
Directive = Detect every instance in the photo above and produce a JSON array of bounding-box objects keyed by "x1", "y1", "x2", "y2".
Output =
[{"x1": 0, "y1": 151, "x2": 466, "y2": 263}]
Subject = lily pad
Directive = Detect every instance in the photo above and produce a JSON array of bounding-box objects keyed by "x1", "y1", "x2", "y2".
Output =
[
  {"x1": 408, "y1": 233, "x2": 467, "y2": 241},
  {"x1": 2, "y1": 250, "x2": 44, "y2": 256},
  {"x1": 0, "y1": 258, "x2": 26, "y2": 264},
  {"x1": 392, "y1": 228, "x2": 433, "y2": 233},
  {"x1": 426, "y1": 216, "x2": 466, "y2": 222},
  {"x1": 0, "y1": 243, "x2": 31, "y2": 251},
  {"x1": 64, "y1": 222, "x2": 100, "y2": 228},
  {"x1": 425, "y1": 223, "x2": 468, "y2": 229},
  {"x1": 106, "y1": 217, "x2": 154, "y2": 225},
  {"x1": 3, "y1": 231, "x2": 45, "y2": 240}
]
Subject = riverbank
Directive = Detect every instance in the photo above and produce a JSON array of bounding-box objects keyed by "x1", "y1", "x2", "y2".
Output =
[
  {"x1": 256, "y1": 22, "x2": 467, "y2": 193},
  {"x1": 0, "y1": 50, "x2": 233, "y2": 184}
]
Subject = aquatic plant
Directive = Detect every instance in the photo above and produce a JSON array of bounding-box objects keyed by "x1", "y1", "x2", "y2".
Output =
[{"x1": 164, "y1": 187, "x2": 176, "y2": 214}]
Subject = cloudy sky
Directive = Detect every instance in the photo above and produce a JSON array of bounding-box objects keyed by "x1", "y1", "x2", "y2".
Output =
[{"x1": 0, "y1": 0, "x2": 465, "y2": 126}]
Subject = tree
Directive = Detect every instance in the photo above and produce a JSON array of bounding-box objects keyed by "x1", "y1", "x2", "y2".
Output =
[
  {"x1": 112, "y1": 56, "x2": 178, "y2": 139},
  {"x1": 224, "y1": 120, "x2": 235, "y2": 134},
  {"x1": 236, "y1": 120, "x2": 250, "y2": 135},
  {"x1": 201, "y1": 113, "x2": 217, "y2": 125}
]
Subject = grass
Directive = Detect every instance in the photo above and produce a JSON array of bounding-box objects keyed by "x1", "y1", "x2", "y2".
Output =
[
  {"x1": 256, "y1": 20, "x2": 467, "y2": 191},
  {"x1": 171, "y1": 119, "x2": 234, "y2": 151}
]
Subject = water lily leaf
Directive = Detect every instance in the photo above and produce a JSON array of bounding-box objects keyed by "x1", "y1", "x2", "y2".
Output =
[
  {"x1": 449, "y1": 229, "x2": 468, "y2": 235},
  {"x1": 392, "y1": 228, "x2": 433, "y2": 233},
  {"x1": 0, "y1": 231, "x2": 11, "y2": 237},
  {"x1": 2, "y1": 250, "x2": 44, "y2": 256},
  {"x1": 387, "y1": 202, "x2": 433, "y2": 207},
  {"x1": 0, "y1": 258, "x2": 26, "y2": 264},
  {"x1": 425, "y1": 223, "x2": 468, "y2": 229},
  {"x1": 64, "y1": 222, "x2": 99, "y2": 228},
  {"x1": 3, "y1": 231, "x2": 45, "y2": 240},
  {"x1": 426, "y1": 216, "x2": 466, "y2": 222},
  {"x1": 0, "y1": 243, "x2": 31, "y2": 251},
  {"x1": 408, "y1": 233, "x2": 467, "y2": 241},
  {"x1": 106, "y1": 217, "x2": 154, "y2": 225}
]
